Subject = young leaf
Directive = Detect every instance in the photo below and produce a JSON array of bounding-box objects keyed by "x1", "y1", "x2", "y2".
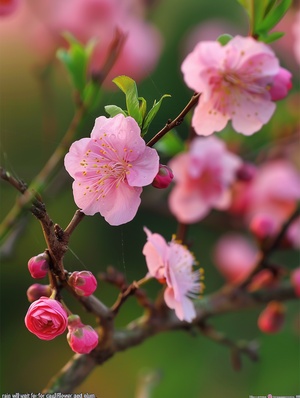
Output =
[
  {"x1": 112, "y1": 76, "x2": 143, "y2": 125},
  {"x1": 104, "y1": 105, "x2": 127, "y2": 118},
  {"x1": 260, "y1": 31, "x2": 284, "y2": 43},
  {"x1": 258, "y1": 0, "x2": 292, "y2": 32},
  {"x1": 142, "y1": 94, "x2": 171, "y2": 136},
  {"x1": 217, "y1": 34, "x2": 233, "y2": 46}
]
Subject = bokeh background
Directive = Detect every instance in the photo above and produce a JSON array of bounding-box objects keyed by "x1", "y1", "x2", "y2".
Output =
[{"x1": 0, "y1": 0, "x2": 299, "y2": 397}]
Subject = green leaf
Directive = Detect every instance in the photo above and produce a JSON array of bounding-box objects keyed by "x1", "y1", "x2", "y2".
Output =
[
  {"x1": 154, "y1": 130, "x2": 184, "y2": 157},
  {"x1": 56, "y1": 33, "x2": 97, "y2": 100},
  {"x1": 139, "y1": 97, "x2": 147, "y2": 120},
  {"x1": 217, "y1": 34, "x2": 233, "y2": 46},
  {"x1": 259, "y1": 30, "x2": 285, "y2": 43},
  {"x1": 258, "y1": 0, "x2": 292, "y2": 32},
  {"x1": 112, "y1": 76, "x2": 143, "y2": 125},
  {"x1": 142, "y1": 94, "x2": 171, "y2": 136},
  {"x1": 104, "y1": 105, "x2": 127, "y2": 118}
]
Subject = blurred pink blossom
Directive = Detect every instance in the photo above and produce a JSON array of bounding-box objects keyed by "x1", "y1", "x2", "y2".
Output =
[
  {"x1": 20, "y1": 0, "x2": 162, "y2": 86},
  {"x1": 67, "y1": 315, "x2": 99, "y2": 354},
  {"x1": 231, "y1": 160, "x2": 300, "y2": 231},
  {"x1": 64, "y1": 114, "x2": 159, "y2": 226},
  {"x1": 143, "y1": 227, "x2": 202, "y2": 322},
  {"x1": 181, "y1": 35, "x2": 292, "y2": 136},
  {"x1": 293, "y1": 10, "x2": 300, "y2": 65},
  {"x1": 258, "y1": 301, "x2": 285, "y2": 334},
  {"x1": 0, "y1": 0, "x2": 19, "y2": 16},
  {"x1": 291, "y1": 267, "x2": 300, "y2": 297},
  {"x1": 213, "y1": 234, "x2": 257, "y2": 284},
  {"x1": 168, "y1": 136, "x2": 241, "y2": 223}
]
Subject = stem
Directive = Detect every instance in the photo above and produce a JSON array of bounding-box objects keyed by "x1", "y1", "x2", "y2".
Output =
[{"x1": 146, "y1": 92, "x2": 200, "y2": 147}]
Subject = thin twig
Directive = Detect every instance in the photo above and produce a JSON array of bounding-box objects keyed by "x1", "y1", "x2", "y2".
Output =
[{"x1": 146, "y1": 92, "x2": 200, "y2": 147}]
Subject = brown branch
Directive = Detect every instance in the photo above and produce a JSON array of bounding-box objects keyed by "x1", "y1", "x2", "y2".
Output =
[
  {"x1": 146, "y1": 92, "x2": 200, "y2": 147},
  {"x1": 43, "y1": 281, "x2": 298, "y2": 393}
]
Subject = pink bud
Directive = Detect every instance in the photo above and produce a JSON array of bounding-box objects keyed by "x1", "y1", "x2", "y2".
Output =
[
  {"x1": 28, "y1": 253, "x2": 50, "y2": 279},
  {"x1": 26, "y1": 283, "x2": 52, "y2": 302},
  {"x1": 258, "y1": 301, "x2": 285, "y2": 334},
  {"x1": 152, "y1": 165, "x2": 174, "y2": 189},
  {"x1": 250, "y1": 214, "x2": 277, "y2": 241},
  {"x1": 291, "y1": 267, "x2": 300, "y2": 297},
  {"x1": 269, "y1": 67, "x2": 292, "y2": 101},
  {"x1": 236, "y1": 162, "x2": 257, "y2": 182},
  {"x1": 68, "y1": 271, "x2": 97, "y2": 296},
  {"x1": 67, "y1": 315, "x2": 99, "y2": 354}
]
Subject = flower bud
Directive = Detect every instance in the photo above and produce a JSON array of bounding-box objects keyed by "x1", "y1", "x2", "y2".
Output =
[
  {"x1": 152, "y1": 165, "x2": 174, "y2": 189},
  {"x1": 258, "y1": 301, "x2": 285, "y2": 334},
  {"x1": 67, "y1": 315, "x2": 99, "y2": 354},
  {"x1": 236, "y1": 162, "x2": 257, "y2": 182},
  {"x1": 28, "y1": 253, "x2": 50, "y2": 279},
  {"x1": 68, "y1": 271, "x2": 97, "y2": 296},
  {"x1": 26, "y1": 283, "x2": 52, "y2": 302},
  {"x1": 250, "y1": 214, "x2": 277, "y2": 241},
  {"x1": 269, "y1": 67, "x2": 292, "y2": 101},
  {"x1": 291, "y1": 267, "x2": 300, "y2": 297}
]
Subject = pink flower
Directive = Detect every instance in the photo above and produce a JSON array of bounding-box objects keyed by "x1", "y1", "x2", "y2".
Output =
[
  {"x1": 0, "y1": 0, "x2": 19, "y2": 16},
  {"x1": 168, "y1": 136, "x2": 241, "y2": 223},
  {"x1": 64, "y1": 114, "x2": 159, "y2": 225},
  {"x1": 293, "y1": 10, "x2": 300, "y2": 65},
  {"x1": 27, "y1": 253, "x2": 50, "y2": 279},
  {"x1": 143, "y1": 227, "x2": 202, "y2": 322},
  {"x1": 291, "y1": 268, "x2": 300, "y2": 297},
  {"x1": 231, "y1": 160, "x2": 300, "y2": 229},
  {"x1": 258, "y1": 301, "x2": 285, "y2": 334},
  {"x1": 269, "y1": 67, "x2": 292, "y2": 101},
  {"x1": 25, "y1": 297, "x2": 68, "y2": 340},
  {"x1": 26, "y1": 284, "x2": 52, "y2": 303},
  {"x1": 181, "y1": 35, "x2": 291, "y2": 136},
  {"x1": 67, "y1": 315, "x2": 99, "y2": 354},
  {"x1": 68, "y1": 271, "x2": 97, "y2": 297},
  {"x1": 152, "y1": 164, "x2": 174, "y2": 189},
  {"x1": 213, "y1": 234, "x2": 257, "y2": 284}
]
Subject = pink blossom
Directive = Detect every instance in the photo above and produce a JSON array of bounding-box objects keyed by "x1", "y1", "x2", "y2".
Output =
[
  {"x1": 0, "y1": 0, "x2": 19, "y2": 16},
  {"x1": 181, "y1": 35, "x2": 291, "y2": 136},
  {"x1": 230, "y1": 160, "x2": 300, "y2": 230},
  {"x1": 152, "y1": 164, "x2": 174, "y2": 189},
  {"x1": 213, "y1": 234, "x2": 257, "y2": 284},
  {"x1": 293, "y1": 9, "x2": 300, "y2": 65},
  {"x1": 168, "y1": 136, "x2": 241, "y2": 223},
  {"x1": 25, "y1": 297, "x2": 68, "y2": 340},
  {"x1": 143, "y1": 227, "x2": 202, "y2": 322},
  {"x1": 291, "y1": 267, "x2": 300, "y2": 297},
  {"x1": 26, "y1": 284, "x2": 52, "y2": 303},
  {"x1": 68, "y1": 271, "x2": 97, "y2": 297},
  {"x1": 67, "y1": 315, "x2": 98, "y2": 354},
  {"x1": 64, "y1": 114, "x2": 159, "y2": 225},
  {"x1": 258, "y1": 301, "x2": 285, "y2": 334},
  {"x1": 27, "y1": 253, "x2": 50, "y2": 279}
]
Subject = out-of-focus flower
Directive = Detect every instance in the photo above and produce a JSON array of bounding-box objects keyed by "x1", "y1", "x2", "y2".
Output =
[
  {"x1": 67, "y1": 315, "x2": 98, "y2": 354},
  {"x1": 258, "y1": 301, "x2": 285, "y2": 334},
  {"x1": 143, "y1": 227, "x2": 202, "y2": 322},
  {"x1": 26, "y1": 284, "x2": 52, "y2": 302},
  {"x1": 291, "y1": 267, "x2": 300, "y2": 297},
  {"x1": 231, "y1": 160, "x2": 300, "y2": 231},
  {"x1": 21, "y1": 0, "x2": 162, "y2": 86},
  {"x1": 152, "y1": 164, "x2": 174, "y2": 189},
  {"x1": 27, "y1": 253, "x2": 50, "y2": 279},
  {"x1": 213, "y1": 233, "x2": 257, "y2": 284},
  {"x1": 0, "y1": 0, "x2": 19, "y2": 16},
  {"x1": 68, "y1": 271, "x2": 97, "y2": 296},
  {"x1": 181, "y1": 35, "x2": 292, "y2": 136},
  {"x1": 25, "y1": 297, "x2": 68, "y2": 340},
  {"x1": 169, "y1": 136, "x2": 241, "y2": 223},
  {"x1": 293, "y1": 10, "x2": 300, "y2": 65},
  {"x1": 64, "y1": 114, "x2": 159, "y2": 226},
  {"x1": 250, "y1": 214, "x2": 278, "y2": 241}
]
